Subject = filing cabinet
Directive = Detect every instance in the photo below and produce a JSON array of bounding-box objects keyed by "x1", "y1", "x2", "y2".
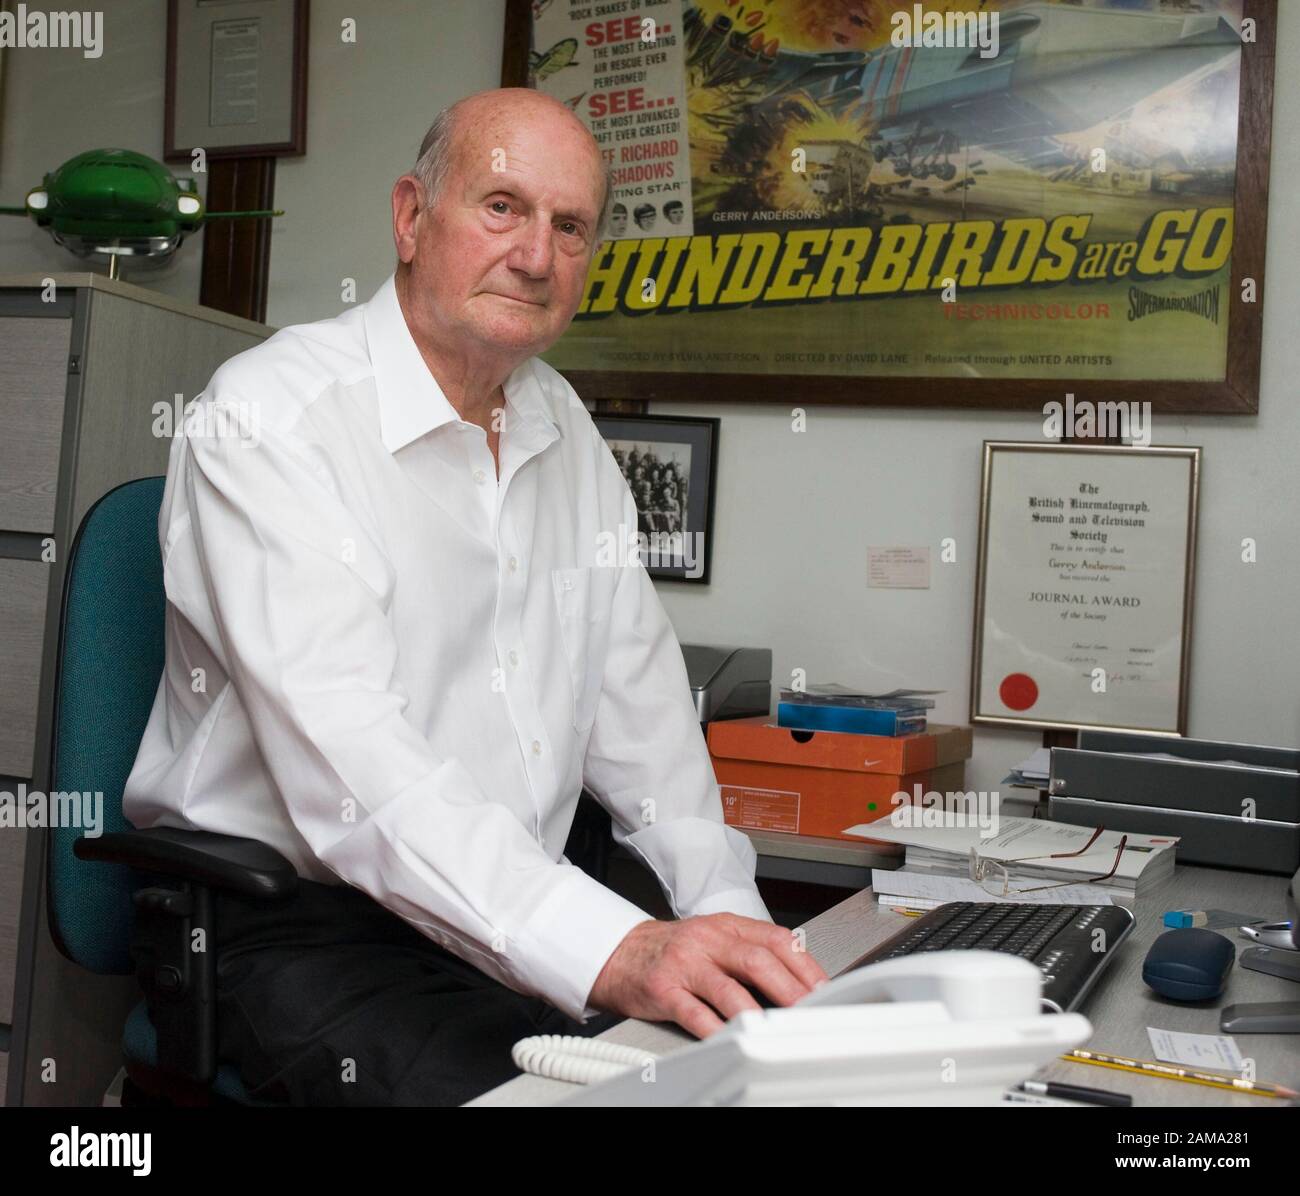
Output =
[{"x1": 0, "y1": 273, "x2": 270, "y2": 1105}]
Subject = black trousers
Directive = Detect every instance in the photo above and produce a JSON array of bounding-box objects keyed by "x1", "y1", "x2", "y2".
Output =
[{"x1": 212, "y1": 877, "x2": 623, "y2": 1106}]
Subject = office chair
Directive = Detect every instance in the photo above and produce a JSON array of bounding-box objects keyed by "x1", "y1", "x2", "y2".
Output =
[
  {"x1": 47, "y1": 475, "x2": 612, "y2": 1107},
  {"x1": 46, "y1": 476, "x2": 294, "y2": 1106}
]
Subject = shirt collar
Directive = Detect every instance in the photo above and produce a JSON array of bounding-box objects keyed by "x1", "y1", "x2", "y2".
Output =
[{"x1": 362, "y1": 273, "x2": 560, "y2": 455}]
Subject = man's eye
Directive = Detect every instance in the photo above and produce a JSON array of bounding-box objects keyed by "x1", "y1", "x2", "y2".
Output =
[
  {"x1": 490, "y1": 200, "x2": 511, "y2": 215},
  {"x1": 558, "y1": 221, "x2": 580, "y2": 236}
]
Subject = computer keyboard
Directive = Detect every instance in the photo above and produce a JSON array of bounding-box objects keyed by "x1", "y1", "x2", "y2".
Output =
[{"x1": 853, "y1": 902, "x2": 1136, "y2": 1013}]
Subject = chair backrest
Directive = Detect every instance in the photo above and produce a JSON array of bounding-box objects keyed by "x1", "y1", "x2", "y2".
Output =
[{"x1": 47, "y1": 476, "x2": 167, "y2": 974}]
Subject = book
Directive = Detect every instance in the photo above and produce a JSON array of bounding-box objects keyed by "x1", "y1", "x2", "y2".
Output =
[
  {"x1": 845, "y1": 816, "x2": 1178, "y2": 899},
  {"x1": 776, "y1": 701, "x2": 927, "y2": 737},
  {"x1": 870, "y1": 869, "x2": 1116, "y2": 911}
]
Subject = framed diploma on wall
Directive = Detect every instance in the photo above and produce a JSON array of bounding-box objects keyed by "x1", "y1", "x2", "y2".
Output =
[
  {"x1": 971, "y1": 442, "x2": 1200, "y2": 735},
  {"x1": 164, "y1": 0, "x2": 309, "y2": 161}
]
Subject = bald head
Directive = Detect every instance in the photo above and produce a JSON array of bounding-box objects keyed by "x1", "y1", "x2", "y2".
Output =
[
  {"x1": 411, "y1": 88, "x2": 613, "y2": 237},
  {"x1": 390, "y1": 86, "x2": 613, "y2": 372}
]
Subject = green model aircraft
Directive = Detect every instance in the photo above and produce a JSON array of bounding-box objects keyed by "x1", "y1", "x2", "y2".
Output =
[{"x1": 0, "y1": 147, "x2": 283, "y2": 265}]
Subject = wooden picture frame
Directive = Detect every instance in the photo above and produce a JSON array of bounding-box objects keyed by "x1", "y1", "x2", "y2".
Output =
[
  {"x1": 165, "y1": 0, "x2": 309, "y2": 162},
  {"x1": 503, "y1": 0, "x2": 1275, "y2": 413}
]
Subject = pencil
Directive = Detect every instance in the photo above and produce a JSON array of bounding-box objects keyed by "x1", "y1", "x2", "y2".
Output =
[{"x1": 1063, "y1": 1049, "x2": 1299, "y2": 1099}]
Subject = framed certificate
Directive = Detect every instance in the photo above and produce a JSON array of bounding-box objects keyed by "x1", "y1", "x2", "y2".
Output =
[
  {"x1": 164, "y1": 0, "x2": 308, "y2": 161},
  {"x1": 971, "y1": 442, "x2": 1200, "y2": 735}
]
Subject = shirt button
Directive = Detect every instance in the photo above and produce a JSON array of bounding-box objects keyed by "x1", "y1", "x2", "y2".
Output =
[
  {"x1": 473, "y1": 469, "x2": 486, "y2": 484},
  {"x1": 531, "y1": 740, "x2": 542, "y2": 756},
  {"x1": 508, "y1": 555, "x2": 518, "y2": 572},
  {"x1": 508, "y1": 650, "x2": 520, "y2": 667}
]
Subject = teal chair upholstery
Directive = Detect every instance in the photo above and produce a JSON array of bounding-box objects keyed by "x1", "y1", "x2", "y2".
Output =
[{"x1": 47, "y1": 476, "x2": 296, "y2": 1107}]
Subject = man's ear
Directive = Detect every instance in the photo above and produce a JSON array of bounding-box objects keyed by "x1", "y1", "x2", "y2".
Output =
[{"x1": 392, "y1": 175, "x2": 424, "y2": 265}]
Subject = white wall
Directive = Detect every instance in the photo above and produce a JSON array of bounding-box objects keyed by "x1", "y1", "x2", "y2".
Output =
[
  {"x1": 2, "y1": 1, "x2": 1295, "y2": 791},
  {"x1": 0, "y1": 0, "x2": 507, "y2": 307}
]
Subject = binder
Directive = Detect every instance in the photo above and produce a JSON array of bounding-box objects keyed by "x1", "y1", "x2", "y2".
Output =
[{"x1": 1049, "y1": 731, "x2": 1300, "y2": 874}]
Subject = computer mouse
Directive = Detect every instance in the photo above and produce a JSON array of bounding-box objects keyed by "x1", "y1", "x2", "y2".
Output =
[{"x1": 1143, "y1": 928, "x2": 1236, "y2": 1001}]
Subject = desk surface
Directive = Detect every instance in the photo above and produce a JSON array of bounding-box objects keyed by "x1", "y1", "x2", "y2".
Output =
[{"x1": 468, "y1": 863, "x2": 1299, "y2": 1107}]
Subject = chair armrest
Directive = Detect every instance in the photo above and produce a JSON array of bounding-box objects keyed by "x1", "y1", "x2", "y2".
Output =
[{"x1": 74, "y1": 826, "x2": 298, "y2": 901}]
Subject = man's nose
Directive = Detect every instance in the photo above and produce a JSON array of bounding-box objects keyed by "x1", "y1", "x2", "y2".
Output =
[{"x1": 508, "y1": 217, "x2": 554, "y2": 279}]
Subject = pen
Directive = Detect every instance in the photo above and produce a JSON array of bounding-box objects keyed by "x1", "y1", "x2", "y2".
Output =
[
  {"x1": 1003, "y1": 1090, "x2": 1073, "y2": 1106},
  {"x1": 1063, "y1": 1049, "x2": 1299, "y2": 1099},
  {"x1": 1019, "y1": 1079, "x2": 1131, "y2": 1107}
]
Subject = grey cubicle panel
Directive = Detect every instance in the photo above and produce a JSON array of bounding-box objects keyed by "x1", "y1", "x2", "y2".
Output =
[{"x1": 0, "y1": 273, "x2": 270, "y2": 1106}]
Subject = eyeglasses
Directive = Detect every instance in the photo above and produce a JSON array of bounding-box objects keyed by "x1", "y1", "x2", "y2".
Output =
[{"x1": 968, "y1": 825, "x2": 1130, "y2": 897}]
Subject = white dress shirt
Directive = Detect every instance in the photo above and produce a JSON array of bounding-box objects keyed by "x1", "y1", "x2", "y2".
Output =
[{"x1": 123, "y1": 272, "x2": 770, "y2": 1023}]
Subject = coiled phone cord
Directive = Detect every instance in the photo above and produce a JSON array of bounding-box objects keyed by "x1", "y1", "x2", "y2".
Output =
[{"x1": 511, "y1": 1035, "x2": 658, "y2": 1085}]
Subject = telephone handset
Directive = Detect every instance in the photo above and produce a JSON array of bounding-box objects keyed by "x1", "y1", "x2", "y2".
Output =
[
  {"x1": 552, "y1": 951, "x2": 1092, "y2": 1106},
  {"x1": 793, "y1": 949, "x2": 1045, "y2": 1018}
]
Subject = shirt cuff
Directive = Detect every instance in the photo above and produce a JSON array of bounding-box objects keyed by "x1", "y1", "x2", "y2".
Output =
[
  {"x1": 511, "y1": 864, "x2": 654, "y2": 1023},
  {"x1": 681, "y1": 884, "x2": 773, "y2": 923}
]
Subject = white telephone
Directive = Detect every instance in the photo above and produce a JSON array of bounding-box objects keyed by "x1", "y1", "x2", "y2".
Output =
[{"x1": 548, "y1": 952, "x2": 1091, "y2": 1107}]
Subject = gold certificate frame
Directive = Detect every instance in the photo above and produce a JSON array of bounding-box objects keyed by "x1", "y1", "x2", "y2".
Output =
[{"x1": 971, "y1": 442, "x2": 1200, "y2": 735}]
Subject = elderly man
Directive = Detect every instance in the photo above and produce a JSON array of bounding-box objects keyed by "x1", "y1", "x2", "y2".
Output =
[{"x1": 124, "y1": 88, "x2": 825, "y2": 1107}]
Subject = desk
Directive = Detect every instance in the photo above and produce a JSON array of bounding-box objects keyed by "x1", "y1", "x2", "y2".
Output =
[
  {"x1": 468, "y1": 862, "x2": 1300, "y2": 1106},
  {"x1": 744, "y1": 829, "x2": 901, "y2": 889}
]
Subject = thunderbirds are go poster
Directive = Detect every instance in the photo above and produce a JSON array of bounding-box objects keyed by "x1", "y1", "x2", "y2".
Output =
[{"x1": 530, "y1": 0, "x2": 1243, "y2": 382}]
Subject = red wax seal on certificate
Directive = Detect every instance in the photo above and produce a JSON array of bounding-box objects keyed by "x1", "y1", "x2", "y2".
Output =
[{"x1": 999, "y1": 673, "x2": 1039, "y2": 711}]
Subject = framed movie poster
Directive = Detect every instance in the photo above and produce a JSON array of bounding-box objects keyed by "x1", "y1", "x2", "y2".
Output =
[
  {"x1": 971, "y1": 442, "x2": 1200, "y2": 735},
  {"x1": 503, "y1": 0, "x2": 1274, "y2": 412},
  {"x1": 592, "y1": 414, "x2": 718, "y2": 583},
  {"x1": 165, "y1": 0, "x2": 309, "y2": 161}
]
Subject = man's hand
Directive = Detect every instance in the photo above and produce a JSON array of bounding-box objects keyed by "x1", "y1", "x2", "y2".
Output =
[{"x1": 587, "y1": 914, "x2": 831, "y2": 1038}]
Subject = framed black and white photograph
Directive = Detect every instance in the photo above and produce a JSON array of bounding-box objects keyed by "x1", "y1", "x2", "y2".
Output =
[
  {"x1": 971, "y1": 442, "x2": 1200, "y2": 736},
  {"x1": 593, "y1": 414, "x2": 718, "y2": 585}
]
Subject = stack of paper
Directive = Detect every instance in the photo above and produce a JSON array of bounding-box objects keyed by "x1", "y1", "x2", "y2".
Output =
[
  {"x1": 1003, "y1": 746, "x2": 1051, "y2": 790},
  {"x1": 871, "y1": 869, "x2": 1115, "y2": 912},
  {"x1": 846, "y1": 816, "x2": 1178, "y2": 900}
]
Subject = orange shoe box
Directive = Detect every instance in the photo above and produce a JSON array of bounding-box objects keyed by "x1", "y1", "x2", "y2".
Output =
[{"x1": 708, "y1": 717, "x2": 974, "y2": 841}]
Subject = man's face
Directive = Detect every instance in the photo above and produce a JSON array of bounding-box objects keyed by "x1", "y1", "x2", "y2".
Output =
[
  {"x1": 402, "y1": 100, "x2": 604, "y2": 360},
  {"x1": 665, "y1": 204, "x2": 684, "y2": 225},
  {"x1": 609, "y1": 206, "x2": 627, "y2": 237}
]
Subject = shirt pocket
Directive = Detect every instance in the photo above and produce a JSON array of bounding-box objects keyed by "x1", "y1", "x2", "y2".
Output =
[{"x1": 551, "y1": 565, "x2": 619, "y2": 734}]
